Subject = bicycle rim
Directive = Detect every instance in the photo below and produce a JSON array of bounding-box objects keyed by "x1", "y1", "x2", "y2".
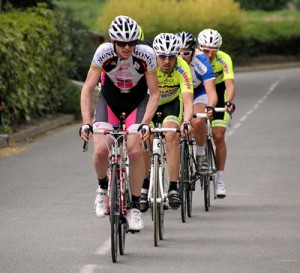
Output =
[
  {"x1": 180, "y1": 141, "x2": 188, "y2": 223},
  {"x1": 110, "y1": 164, "x2": 119, "y2": 263},
  {"x1": 153, "y1": 155, "x2": 159, "y2": 246}
]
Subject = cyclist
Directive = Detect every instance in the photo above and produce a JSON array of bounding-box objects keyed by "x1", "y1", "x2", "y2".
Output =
[
  {"x1": 79, "y1": 15, "x2": 160, "y2": 231},
  {"x1": 176, "y1": 31, "x2": 218, "y2": 173},
  {"x1": 197, "y1": 29, "x2": 236, "y2": 198},
  {"x1": 140, "y1": 33, "x2": 194, "y2": 211}
]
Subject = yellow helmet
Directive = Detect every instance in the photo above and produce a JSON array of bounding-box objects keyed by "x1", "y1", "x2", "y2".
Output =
[{"x1": 138, "y1": 25, "x2": 144, "y2": 40}]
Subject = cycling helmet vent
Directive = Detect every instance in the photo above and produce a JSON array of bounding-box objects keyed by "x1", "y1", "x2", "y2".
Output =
[
  {"x1": 109, "y1": 15, "x2": 140, "y2": 42},
  {"x1": 176, "y1": 31, "x2": 196, "y2": 49},
  {"x1": 153, "y1": 33, "x2": 182, "y2": 55},
  {"x1": 197, "y1": 29, "x2": 222, "y2": 48}
]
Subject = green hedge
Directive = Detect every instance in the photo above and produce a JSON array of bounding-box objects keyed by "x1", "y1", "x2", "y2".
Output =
[{"x1": 0, "y1": 5, "x2": 86, "y2": 133}]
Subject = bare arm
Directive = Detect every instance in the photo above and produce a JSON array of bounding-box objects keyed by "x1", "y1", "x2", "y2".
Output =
[
  {"x1": 182, "y1": 92, "x2": 194, "y2": 122},
  {"x1": 81, "y1": 68, "x2": 101, "y2": 125},
  {"x1": 141, "y1": 72, "x2": 160, "y2": 125},
  {"x1": 224, "y1": 78, "x2": 235, "y2": 113},
  {"x1": 204, "y1": 79, "x2": 218, "y2": 107}
]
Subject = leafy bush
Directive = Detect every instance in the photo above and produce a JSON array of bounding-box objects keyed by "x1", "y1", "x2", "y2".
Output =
[
  {"x1": 0, "y1": 6, "x2": 74, "y2": 132},
  {"x1": 96, "y1": 0, "x2": 245, "y2": 43}
]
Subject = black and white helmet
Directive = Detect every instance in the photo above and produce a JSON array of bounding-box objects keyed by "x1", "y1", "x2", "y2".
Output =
[
  {"x1": 197, "y1": 29, "x2": 222, "y2": 48},
  {"x1": 176, "y1": 31, "x2": 196, "y2": 49},
  {"x1": 109, "y1": 15, "x2": 140, "y2": 42},
  {"x1": 153, "y1": 33, "x2": 182, "y2": 55}
]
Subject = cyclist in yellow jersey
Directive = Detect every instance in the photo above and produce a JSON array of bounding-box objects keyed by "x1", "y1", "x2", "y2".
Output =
[
  {"x1": 139, "y1": 33, "x2": 194, "y2": 211},
  {"x1": 198, "y1": 29, "x2": 236, "y2": 198}
]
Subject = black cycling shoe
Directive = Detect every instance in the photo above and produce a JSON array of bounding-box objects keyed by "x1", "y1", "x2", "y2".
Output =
[
  {"x1": 168, "y1": 190, "x2": 181, "y2": 209},
  {"x1": 139, "y1": 193, "x2": 149, "y2": 213}
]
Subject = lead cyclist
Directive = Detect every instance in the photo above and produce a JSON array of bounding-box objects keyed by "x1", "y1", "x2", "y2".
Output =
[{"x1": 197, "y1": 29, "x2": 236, "y2": 198}]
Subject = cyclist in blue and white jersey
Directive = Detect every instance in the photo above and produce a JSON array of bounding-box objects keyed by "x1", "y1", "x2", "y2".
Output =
[{"x1": 177, "y1": 31, "x2": 218, "y2": 173}]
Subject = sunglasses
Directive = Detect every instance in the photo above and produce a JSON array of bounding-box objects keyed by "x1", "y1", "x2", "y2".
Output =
[
  {"x1": 180, "y1": 51, "x2": 193, "y2": 57},
  {"x1": 200, "y1": 47, "x2": 219, "y2": 54},
  {"x1": 115, "y1": 40, "x2": 137, "y2": 47},
  {"x1": 157, "y1": 54, "x2": 177, "y2": 61}
]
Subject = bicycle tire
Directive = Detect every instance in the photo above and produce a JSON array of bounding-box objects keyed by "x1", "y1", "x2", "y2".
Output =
[
  {"x1": 187, "y1": 183, "x2": 193, "y2": 217},
  {"x1": 179, "y1": 140, "x2": 188, "y2": 223},
  {"x1": 153, "y1": 155, "x2": 159, "y2": 246},
  {"x1": 110, "y1": 164, "x2": 119, "y2": 263},
  {"x1": 204, "y1": 175, "x2": 210, "y2": 211},
  {"x1": 159, "y1": 160, "x2": 165, "y2": 240},
  {"x1": 187, "y1": 143, "x2": 195, "y2": 217}
]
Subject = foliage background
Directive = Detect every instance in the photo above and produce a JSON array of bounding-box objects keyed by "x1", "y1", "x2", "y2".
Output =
[{"x1": 1, "y1": 0, "x2": 300, "y2": 133}]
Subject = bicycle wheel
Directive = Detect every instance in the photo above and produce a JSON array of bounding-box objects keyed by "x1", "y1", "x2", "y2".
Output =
[
  {"x1": 110, "y1": 164, "x2": 119, "y2": 263},
  {"x1": 119, "y1": 217, "x2": 126, "y2": 255},
  {"x1": 179, "y1": 140, "x2": 188, "y2": 223},
  {"x1": 187, "y1": 144, "x2": 195, "y2": 218},
  {"x1": 203, "y1": 175, "x2": 210, "y2": 211},
  {"x1": 119, "y1": 181, "x2": 131, "y2": 255},
  {"x1": 187, "y1": 183, "x2": 193, "y2": 217},
  {"x1": 153, "y1": 155, "x2": 159, "y2": 246}
]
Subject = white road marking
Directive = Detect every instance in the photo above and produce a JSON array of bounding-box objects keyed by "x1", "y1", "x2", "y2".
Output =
[{"x1": 226, "y1": 78, "x2": 285, "y2": 140}]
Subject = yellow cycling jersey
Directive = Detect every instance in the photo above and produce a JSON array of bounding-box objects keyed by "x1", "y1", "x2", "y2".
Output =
[
  {"x1": 211, "y1": 50, "x2": 234, "y2": 84},
  {"x1": 157, "y1": 57, "x2": 193, "y2": 105}
]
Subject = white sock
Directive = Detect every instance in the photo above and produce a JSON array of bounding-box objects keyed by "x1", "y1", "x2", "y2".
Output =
[
  {"x1": 217, "y1": 171, "x2": 224, "y2": 182},
  {"x1": 196, "y1": 145, "x2": 205, "y2": 156}
]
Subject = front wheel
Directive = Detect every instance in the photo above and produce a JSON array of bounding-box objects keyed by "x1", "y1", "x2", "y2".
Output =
[{"x1": 110, "y1": 164, "x2": 119, "y2": 263}]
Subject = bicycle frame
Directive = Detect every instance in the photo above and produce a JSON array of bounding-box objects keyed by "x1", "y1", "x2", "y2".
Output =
[
  {"x1": 193, "y1": 107, "x2": 227, "y2": 208},
  {"x1": 147, "y1": 124, "x2": 179, "y2": 246}
]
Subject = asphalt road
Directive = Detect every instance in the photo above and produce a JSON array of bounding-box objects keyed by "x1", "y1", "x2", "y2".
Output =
[{"x1": 1, "y1": 67, "x2": 300, "y2": 273}]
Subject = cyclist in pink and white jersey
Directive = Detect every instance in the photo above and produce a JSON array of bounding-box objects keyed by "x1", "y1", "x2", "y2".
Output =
[{"x1": 79, "y1": 15, "x2": 160, "y2": 231}]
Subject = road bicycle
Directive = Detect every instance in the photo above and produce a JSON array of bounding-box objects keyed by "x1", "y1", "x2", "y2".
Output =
[
  {"x1": 193, "y1": 108, "x2": 227, "y2": 211},
  {"x1": 144, "y1": 112, "x2": 179, "y2": 246},
  {"x1": 91, "y1": 113, "x2": 137, "y2": 263},
  {"x1": 178, "y1": 123, "x2": 199, "y2": 223}
]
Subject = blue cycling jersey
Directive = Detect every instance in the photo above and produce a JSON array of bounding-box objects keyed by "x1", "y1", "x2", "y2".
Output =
[{"x1": 189, "y1": 49, "x2": 215, "y2": 99}]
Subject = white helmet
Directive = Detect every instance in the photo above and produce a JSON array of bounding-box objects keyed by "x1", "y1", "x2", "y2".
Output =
[
  {"x1": 197, "y1": 29, "x2": 222, "y2": 48},
  {"x1": 153, "y1": 33, "x2": 182, "y2": 55},
  {"x1": 109, "y1": 15, "x2": 140, "y2": 42}
]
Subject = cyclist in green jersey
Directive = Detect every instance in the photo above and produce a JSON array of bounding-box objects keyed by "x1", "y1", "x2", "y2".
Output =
[
  {"x1": 140, "y1": 33, "x2": 194, "y2": 211},
  {"x1": 198, "y1": 29, "x2": 236, "y2": 198}
]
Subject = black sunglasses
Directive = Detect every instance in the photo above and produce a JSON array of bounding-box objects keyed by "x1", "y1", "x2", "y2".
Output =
[{"x1": 115, "y1": 40, "x2": 137, "y2": 47}]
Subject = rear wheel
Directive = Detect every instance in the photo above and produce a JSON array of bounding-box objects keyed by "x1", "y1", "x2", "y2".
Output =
[
  {"x1": 153, "y1": 155, "x2": 159, "y2": 246},
  {"x1": 180, "y1": 140, "x2": 188, "y2": 223},
  {"x1": 204, "y1": 175, "x2": 210, "y2": 211}
]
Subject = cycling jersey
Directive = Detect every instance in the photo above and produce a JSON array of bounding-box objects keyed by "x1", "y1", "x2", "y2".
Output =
[
  {"x1": 91, "y1": 42, "x2": 157, "y2": 118},
  {"x1": 211, "y1": 50, "x2": 234, "y2": 85},
  {"x1": 189, "y1": 49, "x2": 215, "y2": 100},
  {"x1": 157, "y1": 57, "x2": 193, "y2": 105}
]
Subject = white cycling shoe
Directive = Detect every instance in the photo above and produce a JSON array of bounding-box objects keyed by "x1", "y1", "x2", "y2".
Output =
[
  {"x1": 216, "y1": 180, "x2": 227, "y2": 199},
  {"x1": 94, "y1": 187, "x2": 107, "y2": 218},
  {"x1": 126, "y1": 208, "x2": 144, "y2": 231}
]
